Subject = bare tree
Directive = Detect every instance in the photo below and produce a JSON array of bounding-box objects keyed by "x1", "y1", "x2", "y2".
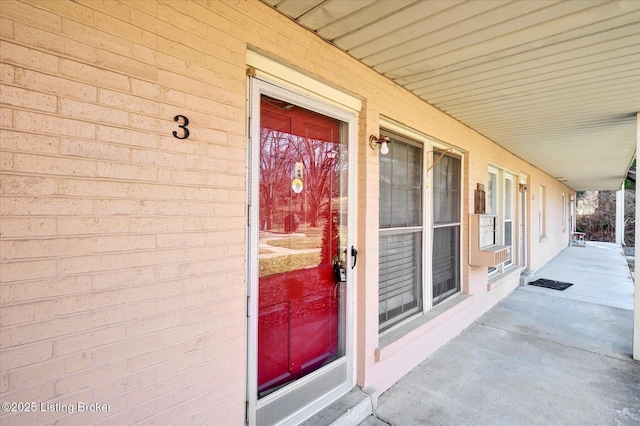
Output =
[
  {"x1": 259, "y1": 128, "x2": 339, "y2": 231},
  {"x1": 259, "y1": 129, "x2": 296, "y2": 230},
  {"x1": 576, "y1": 189, "x2": 635, "y2": 245}
]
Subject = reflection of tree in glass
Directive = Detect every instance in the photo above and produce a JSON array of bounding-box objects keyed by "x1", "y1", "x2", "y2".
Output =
[
  {"x1": 299, "y1": 139, "x2": 339, "y2": 228},
  {"x1": 259, "y1": 128, "x2": 295, "y2": 230},
  {"x1": 259, "y1": 128, "x2": 339, "y2": 231},
  {"x1": 321, "y1": 210, "x2": 339, "y2": 265}
]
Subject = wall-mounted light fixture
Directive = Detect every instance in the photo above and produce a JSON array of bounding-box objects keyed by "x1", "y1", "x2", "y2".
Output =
[{"x1": 369, "y1": 134, "x2": 391, "y2": 155}]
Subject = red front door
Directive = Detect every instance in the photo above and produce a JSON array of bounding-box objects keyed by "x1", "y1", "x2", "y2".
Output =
[{"x1": 257, "y1": 95, "x2": 347, "y2": 398}]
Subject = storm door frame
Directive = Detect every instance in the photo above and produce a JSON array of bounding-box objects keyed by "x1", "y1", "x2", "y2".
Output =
[{"x1": 246, "y1": 76, "x2": 357, "y2": 426}]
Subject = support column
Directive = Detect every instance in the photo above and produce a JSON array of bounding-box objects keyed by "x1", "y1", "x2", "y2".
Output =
[
  {"x1": 634, "y1": 112, "x2": 639, "y2": 361},
  {"x1": 616, "y1": 183, "x2": 624, "y2": 245}
]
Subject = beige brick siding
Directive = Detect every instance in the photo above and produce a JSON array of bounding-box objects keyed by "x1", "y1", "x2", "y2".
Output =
[
  {"x1": 0, "y1": 0, "x2": 574, "y2": 424},
  {"x1": 1, "y1": 0, "x2": 246, "y2": 424}
]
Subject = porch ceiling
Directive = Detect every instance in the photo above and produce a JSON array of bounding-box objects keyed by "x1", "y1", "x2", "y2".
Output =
[{"x1": 262, "y1": 0, "x2": 640, "y2": 191}]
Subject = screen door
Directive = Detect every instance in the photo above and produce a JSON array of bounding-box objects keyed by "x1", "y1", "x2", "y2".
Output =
[{"x1": 248, "y1": 81, "x2": 353, "y2": 426}]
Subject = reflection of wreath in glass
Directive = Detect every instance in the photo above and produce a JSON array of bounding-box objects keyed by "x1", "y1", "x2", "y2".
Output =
[{"x1": 292, "y1": 178, "x2": 303, "y2": 193}]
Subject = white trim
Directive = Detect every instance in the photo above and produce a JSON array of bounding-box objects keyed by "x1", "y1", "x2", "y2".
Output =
[
  {"x1": 247, "y1": 77, "x2": 260, "y2": 426},
  {"x1": 487, "y1": 168, "x2": 499, "y2": 216},
  {"x1": 377, "y1": 130, "x2": 425, "y2": 332},
  {"x1": 256, "y1": 358, "x2": 348, "y2": 408},
  {"x1": 247, "y1": 49, "x2": 362, "y2": 113},
  {"x1": 380, "y1": 116, "x2": 465, "y2": 156},
  {"x1": 380, "y1": 117, "x2": 430, "y2": 145},
  {"x1": 615, "y1": 185, "x2": 624, "y2": 245},
  {"x1": 539, "y1": 184, "x2": 547, "y2": 239},
  {"x1": 375, "y1": 123, "x2": 464, "y2": 333},
  {"x1": 503, "y1": 173, "x2": 514, "y2": 268},
  {"x1": 487, "y1": 166, "x2": 517, "y2": 273},
  {"x1": 519, "y1": 176, "x2": 529, "y2": 268},
  {"x1": 375, "y1": 122, "x2": 464, "y2": 329},
  {"x1": 562, "y1": 192, "x2": 567, "y2": 232},
  {"x1": 428, "y1": 143, "x2": 464, "y2": 308}
]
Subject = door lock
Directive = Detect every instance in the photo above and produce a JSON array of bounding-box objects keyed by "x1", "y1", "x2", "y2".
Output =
[{"x1": 333, "y1": 256, "x2": 346, "y2": 282}]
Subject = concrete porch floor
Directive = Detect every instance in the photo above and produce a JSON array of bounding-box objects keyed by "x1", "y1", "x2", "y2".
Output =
[
  {"x1": 520, "y1": 241, "x2": 635, "y2": 311},
  {"x1": 308, "y1": 242, "x2": 639, "y2": 425}
]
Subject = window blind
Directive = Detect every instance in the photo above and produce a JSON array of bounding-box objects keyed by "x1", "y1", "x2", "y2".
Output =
[{"x1": 379, "y1": 232, "x2": 422, "y2": 328}]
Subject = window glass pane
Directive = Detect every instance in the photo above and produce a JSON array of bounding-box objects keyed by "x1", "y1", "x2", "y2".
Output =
[
  {"x1": 258, "y1": 94, "x2": 347, "y2": 398},
  {"x1": 407, "y1": 188, "x2": 421, "y2": 226},
  {"x1": 392, "y1": 142, "x2": 408, "y2": 187},
  {"x1": 433, "y1": 152, "x2": 461, "y2": 224},
  {"x1": 378, "y1": 135, "x2": 423, "y2": 331},
  {"x1": 380, "y1": 183, "x2": 392, "y2": 228},
  {"x1": 407, "y1": 144, "x2": 422, "y2": 226},
  {"x1": 408, "y1": 144, "x2": 421, "y2": 184},
  {"x1": 504, "y1": 177, "x2": 513, "y2": 220},
  {"x1": 504, "y1": 220, "x2": 513, "y2": 267},
  {"x1": 433, "y1": 150, "x2": 461, "y2": 304},
  {"x1": 391, "y1": 187, "x2": 408, "y2": 227},
  {"x1": 379, "y1": 232, "x2": 422, "y2": 330},
  {"x1": 380, "y1": 152, "x2": 392, "y2": 185},
  {"x1": 379, "y1": 154, "x2": 392, "y2": 228},
  {"x1": 379, "y1": 138, "x2": 422, "y2": 228},
  {"x1": 504, "y1": 221, "x2": 513, "y2": 247},
  {"x1": 432, "y1": 226, "x2": 460, "y2": 304},
  {"x1": 487, "y1": 171, "x2": 497, "y2": 215}
]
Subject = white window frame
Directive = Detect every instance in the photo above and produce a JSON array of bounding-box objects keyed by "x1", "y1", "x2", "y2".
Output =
[
  {"x1": 487, "y1": 167, "x2": 499, "y2": 217},
  {"x1": 377, "y1": 118, "x2": 463, "y2": 334},
  {"x1": 378, "y1": 131, "x2": 424, "y2": 332},
  {"x1": 430, "y1": 146, "x2": 463, "y2": 306},
  {"x1": 519, "y1": 176, "x2": 529, "y2": 268},
  {"x1": 503, "y1": 173, "x2": 515, "y2": 268},
  {"x1": 488, "y1": 167, "x2": 500, "y2": 275},
  {"x1": 562, "y1": 193, "x2": 567, "y2": 232},
  {"x1": 539, "y1": 184, "x2": 547, "y2": 241},
  {"x1": 488, "y1": 166, "x2": 515, "y2": 274}
]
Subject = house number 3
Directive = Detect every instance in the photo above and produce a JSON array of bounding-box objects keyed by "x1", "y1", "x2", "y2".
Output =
[{"x1": 173, "y1": 115, "x2": 190, "y2": 139}]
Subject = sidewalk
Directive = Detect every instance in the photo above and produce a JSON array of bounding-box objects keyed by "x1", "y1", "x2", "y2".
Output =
[
  {"x1": 520, "y1": 241, "x2": 634, "y2": 310},
  {"x1": 309, "y1": 242, "x2": 639, "y2": 425},
  {"x1": 361, "y1": 242, "x2": 638, "y2": 425}
]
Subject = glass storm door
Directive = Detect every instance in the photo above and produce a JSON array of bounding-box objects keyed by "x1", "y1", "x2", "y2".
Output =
[{"x1": 249, "y1": 87, "x2": 351, "y2": 425}]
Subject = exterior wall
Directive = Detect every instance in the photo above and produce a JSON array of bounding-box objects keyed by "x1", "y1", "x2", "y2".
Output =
[
  {"x1": 0, "y1": 1, "x2": 575, "y2": 424},
  {"x1": 528, "y1": 169, "x2": 574, "y2": 271},
  {"x1": 0, "y1": 1, "x2": 248, "y2": 424}
]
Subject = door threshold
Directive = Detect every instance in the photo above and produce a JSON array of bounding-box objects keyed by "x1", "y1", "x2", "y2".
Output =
[{"x1": 300, "y1": 386, "x2": 372, "y2": 426}]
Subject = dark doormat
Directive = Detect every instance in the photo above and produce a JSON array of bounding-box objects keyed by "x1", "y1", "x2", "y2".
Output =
[{"x1": 529, "y1": 278, "x2": 573, "y2": 291}]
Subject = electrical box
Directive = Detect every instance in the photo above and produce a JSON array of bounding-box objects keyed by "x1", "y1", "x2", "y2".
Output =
[{"x1": 469, "y1": 214, "x2": 511, "y2": 267}]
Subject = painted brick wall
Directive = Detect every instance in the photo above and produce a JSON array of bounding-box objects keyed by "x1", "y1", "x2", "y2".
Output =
[
  {"x1": 0, "y1": 0, "x2": 575, "y2": 424},
  {"x1": 0, "y1": 1, "x2": 247, "y2": 424}
]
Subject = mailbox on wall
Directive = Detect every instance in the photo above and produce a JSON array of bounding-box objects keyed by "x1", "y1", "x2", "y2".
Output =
[{"x1": 469, "y1": 214, "x2": 511, "y2": 267}]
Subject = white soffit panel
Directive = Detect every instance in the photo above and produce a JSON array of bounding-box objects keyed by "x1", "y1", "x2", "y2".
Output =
[{"x1": 263, "y1": 0, "x2": 640, "y2": 191}]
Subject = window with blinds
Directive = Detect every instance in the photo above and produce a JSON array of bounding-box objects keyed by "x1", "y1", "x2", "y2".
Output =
[
  {"x1": 379, "y1": 135, "x2": 422, "y2": 332},
  {"x1": 379, "y1": 232, "x2": 422, "y2": 327},
  {"x1": 488, "y1": 167, "x2": 515, "y2": 273},
  {"x1": 432, "y1": 150, "x2": 461, "y2": 304}
]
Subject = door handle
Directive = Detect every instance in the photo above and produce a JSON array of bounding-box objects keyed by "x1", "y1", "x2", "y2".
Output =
[{"x1": 351, "y1": 246, "x2": 358, "y2": 269}]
